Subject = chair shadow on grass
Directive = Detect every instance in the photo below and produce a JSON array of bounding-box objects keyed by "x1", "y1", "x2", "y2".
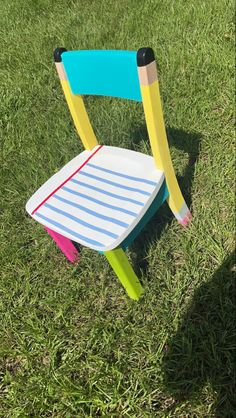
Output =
[
  {"x1": 128, "y1": 125, "x2": 201, "y2": 274},
  {"x1": 127, "y1": 127, "x2": 235, "y2": 415},
  {"x1": 162, "y1": 251, "x2": 236, "y2": 417}
]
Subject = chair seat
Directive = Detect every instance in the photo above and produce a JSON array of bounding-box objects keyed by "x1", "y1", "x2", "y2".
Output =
[{"x1": 26, "y1": 145, "x2": 164, "y2": 251}]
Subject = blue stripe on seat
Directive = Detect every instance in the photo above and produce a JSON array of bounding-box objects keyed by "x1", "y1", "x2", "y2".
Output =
[
  {"x1": 34, "y1": 213, "x2": 105, "y2": 247},
  {"x1": 86, "y1": 163, "x2": 157, "y2": 186},
  {"x1": 52, "y1": 194, "x2": 129, "y2": 228},
  {"x1": 44, "y1": 203, "x2": 118, "y2": 239},
  {"x1": 78, "y1": 171, "x2": 151, "y2": 196},
  {"x1": 61, "y1": 186, "x2": 138, "y2": 217},
  {"x1": 69, "y1": 179, "x2": 144, "y2": 206}
]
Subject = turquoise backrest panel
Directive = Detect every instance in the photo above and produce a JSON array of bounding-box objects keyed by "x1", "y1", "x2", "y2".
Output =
[{"x1": 62, "y1": 50, "x2": 142, "y2": 101}]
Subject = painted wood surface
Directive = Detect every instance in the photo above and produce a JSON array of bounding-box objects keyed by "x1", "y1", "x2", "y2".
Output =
[
  {"x1": 105, "y1": 247, "x2": 143, "y2": 300},
  {"x1": 61, "y1": 50, "x2": 142, "y2": 101},
  {"x1": 45, "y1": 226, "x2": 79, "y2": 263},
  {"x1": 26, "y1": 146, "x2": 164, "y2": 251},
  {"x1": 121, "y1": 180, "x2": 169, "y2": 250},
  {"x1": 138, "y1": 59, "x2": 192, "y2": 224}
]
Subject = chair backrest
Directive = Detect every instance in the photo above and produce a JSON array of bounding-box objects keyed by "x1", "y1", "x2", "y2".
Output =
[
  {"x1": 60, "y1": 50, "x2": 142, "y2": 101},
  {"x1": 55, "y1": 47, "x2": 180, "y2": 199},
  {"x1": 54, "y1": 47, "x2": 188, "y2": 229},
  {"x1": 54, "y1": 47, "x2": 159, "y2": 152}
]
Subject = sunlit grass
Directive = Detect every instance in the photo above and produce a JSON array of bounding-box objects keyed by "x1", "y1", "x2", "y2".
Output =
[{"x1": 0, "y1": 0, "x2": 235, "y2": 416}]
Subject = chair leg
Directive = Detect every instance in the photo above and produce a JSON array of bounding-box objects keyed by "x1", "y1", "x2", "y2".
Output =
[
  {"x1": 104, "y1": 247, "x2": 143, "y2": 300},
  {"x1": 167, "y1": 195, "x2": 192, "y2": 226},
  {"x1": 45, "y1": 227, "x2": 79, "y2": 263}
]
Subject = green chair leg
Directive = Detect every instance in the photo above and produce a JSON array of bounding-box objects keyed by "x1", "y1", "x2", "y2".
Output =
[{"x1": 104, "y1": 247, "x2": 143, "y2": 300}]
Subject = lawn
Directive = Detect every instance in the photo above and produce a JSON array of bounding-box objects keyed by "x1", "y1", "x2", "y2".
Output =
[{"x1": 0, "y1": 0, "x2": 235, "y2": 416}]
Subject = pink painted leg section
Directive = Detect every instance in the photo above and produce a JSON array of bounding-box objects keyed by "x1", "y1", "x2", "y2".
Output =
[
  {"x1": 178, "y1": 210, "x2": 192, "y2": 226},
  {"x1": 45, "y1": 227, "x2": 79, "y2": 263}
]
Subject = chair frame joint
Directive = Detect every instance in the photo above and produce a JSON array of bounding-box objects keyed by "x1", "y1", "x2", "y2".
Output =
[
  {"x1": 54, "y1": 47, "x2": 67, "y2": 63},
  {"x1": 137, "y1": 47, "x2": 155, "y2": 67}
]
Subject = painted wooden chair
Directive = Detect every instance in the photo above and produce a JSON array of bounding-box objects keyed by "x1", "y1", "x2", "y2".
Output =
[{"x1": 26, "y1": 47, "x2": 191, "y2": 300}]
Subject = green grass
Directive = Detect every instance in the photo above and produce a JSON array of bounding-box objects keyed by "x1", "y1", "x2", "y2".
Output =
[{"x1": 0, "y1": 0, "x2": 235, "y2": 416}]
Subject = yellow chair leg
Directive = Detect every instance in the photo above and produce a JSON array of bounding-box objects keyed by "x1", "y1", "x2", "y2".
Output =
[
  {"x1": 54, "y1": 58, "x2": 98, "y2": 151},
  {"x1": 137, "y1": 54, "x2": 192, "y2": 227},
  {"x1": 167, "y1": 195, "x2": 192, "y2": 226},
  {"x1": 104, "y1": 248, "x2": 143, "y2": 300}
]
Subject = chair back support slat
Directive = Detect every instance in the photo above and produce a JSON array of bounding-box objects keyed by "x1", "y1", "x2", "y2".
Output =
[{"x1": 62, "y1": 50, "x2": 142, "y2": 101}]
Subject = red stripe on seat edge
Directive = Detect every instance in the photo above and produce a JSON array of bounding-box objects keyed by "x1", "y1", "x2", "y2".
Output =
[{"x1": 31, "y1": 145, "x2": 104, "y2": 215}]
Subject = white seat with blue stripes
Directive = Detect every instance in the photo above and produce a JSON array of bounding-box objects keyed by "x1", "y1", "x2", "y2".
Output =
[{"x1": 26, "y1": 146, "x2": 164, "y2": 251}]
